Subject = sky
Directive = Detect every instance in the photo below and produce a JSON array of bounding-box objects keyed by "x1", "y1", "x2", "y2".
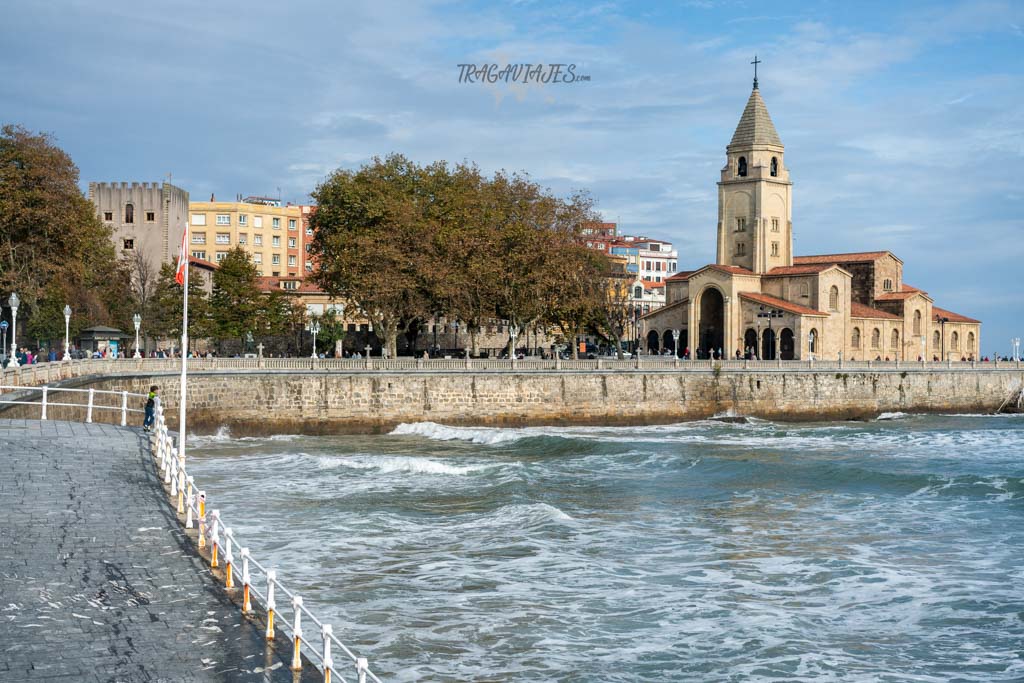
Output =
[{"x1": 3, "y1": 0, "x2": 1023, "y2": 352}]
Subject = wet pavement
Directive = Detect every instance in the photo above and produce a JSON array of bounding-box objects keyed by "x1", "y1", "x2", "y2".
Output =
[{"x1": 0, "y1": 419, "x2": 321, "y2": 682}]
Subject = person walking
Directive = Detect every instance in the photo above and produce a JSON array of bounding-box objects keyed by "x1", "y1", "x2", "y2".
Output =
[{"x1": 143, "y1": 385, "x2": 158, "y2": 432}]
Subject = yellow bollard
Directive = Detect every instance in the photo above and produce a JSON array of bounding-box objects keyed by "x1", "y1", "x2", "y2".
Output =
[
  {"x1": 291, "y1": 596, "x2": 304, "y2": 671},
  {"x1": 197, "y1": 491, "x2": 207, "y2": 549},
  {"x1": 223, "y1": 528, "x2": 234, "y2": 588},
  {"x1": 265, "y1": 570, "x2": 277, "y2": 641},
  {"x1": 241, "y1": 548, "x2": 251, "y2": 613}
]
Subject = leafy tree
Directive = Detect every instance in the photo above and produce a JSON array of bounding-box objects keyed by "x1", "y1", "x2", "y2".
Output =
[
  {"x1": 150, "y1": 262, "x2": 212, "y2": 351},
  {"x1": 210, "y1": 247, "x2": 263, "y2": 345},
  {"x1": 547, "y1": 245, "x2": 606, "y2": 359},
  {"x1": 0, "y1": 124, "x2": 130, "y2": 343}
]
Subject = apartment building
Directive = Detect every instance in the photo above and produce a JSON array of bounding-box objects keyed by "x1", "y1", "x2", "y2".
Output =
[{"x1": 187, "y1": 197, "x2": 304, "y2": 277}]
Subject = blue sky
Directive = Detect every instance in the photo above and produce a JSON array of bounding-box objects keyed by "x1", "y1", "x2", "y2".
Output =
[{"x1": 4, "y1": 0, "x2": 1022, "y2": 352}]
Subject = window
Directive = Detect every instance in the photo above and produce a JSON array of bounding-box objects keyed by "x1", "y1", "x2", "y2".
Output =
[
  {"x1": 272, "y1": 217, "x2": 281, "y2": 229},
  {"x1": 253, "y1": 253, "x2": 263, "y2": 264},
  {"x1": 192, "y1": 232, "x2": 206, "y2": 244},
  {"x1": 883, "y1": 278, "x2": 893, "y2": 291},
  {"x1": 288, "y1": 255, "x2": 297, "y2": 266},
  {"x1": 288, "y1": 219, "x2": 296, "y2": 230},
  {"x1": 272, "y1": 236, "x2": 281, "y2": 247},
  {"x1": 852, "y1": 327, "x2": 861, "y2": 348},
  {"x1": 145, "y1": 211, "x2": 155, "y2": 222},
  {"x1": 808, "y1": 329, "x2": 817, "y2": 353},
  {"x1": 272, "y1": 254, "x2": 280, "y2": 265},
  {"x1": 736, "y1": 217, "x2": 746, "y2": 233},
  {"x1": 123, "y1": 238, "x2": 134, "y2": 250},
  {"x1": 282, "y1": 280, "x2": 298, "y2": 290},
  {"x1": 214, "y1": 214, "x2": 230, "y2": 226},
  {"x1": 951, "y1": 331, "x2": 959, "y2": 351},
  {"x1": 655, "y1": 276, "x2": 662, "y2": 283},
  {"x1": 829, "y1": 285, "x2": 839, "y2": 311},
  {"x1": 191, "y1": 250, "x2": 206, "y2": 260},
  {"x1": 735, "y1": 242, "x2": 746, "y2": 256},
  {"x1": 306, "y1": 227, "x2": 314, "y2": 236},
  {"x1": 305, "y1": 244, "x2": 310, "y2": 252},
  {"x1": 634, "y1": 286, "x2": 643, "y2": 299},
  {"x1": 771, "y1": 218, "x2": 779, "y2": 232},
  {"x1": 738, "y1": 156, "x2": 747, "y2": 177},
  {"x1": 288, "y1": 237, "x2": 296, "y2": 248},
  {"x1": 650, "y1": 244, "x2": 661, "y2": 252},
  {"x1": 871, "y1": 328, "x2": 881, "y2": 349},
  {"x1": 238, "y1": 233, "x2": 247, "y2": 245},
  {"x1": 655, "y1": 262, "x2": 661, "y2": 272},
  {"x1": 103, "y1": 211, "x2": 113, "y2": 221},
  {"x1": 216, "y1": 233, "x2": 230, "y2": 244},
  {"x1": 216, "y1": 251, "x2": 228, "y2": 262},
  {"x1": 125, "y1": 203, "x2": 134, "y2": 223},
  {"x1": 191, "y1": 213, "x2": 207, "y2": 226},
  {"x1": 238, "y1": 214, "x2": 248, "y2": 226},
  {"x1": 770, "y1": 157, "x2": 778, "y2": 177},
  {"x1": 933, "y1": 330, "x2": 940, "y2": 349},
  {"x1": 254, "y1": 235, "x2": 262, "y2": 246},
  {"x1": 771, "y1": 241, "x2": 780, "y2": 257},
  {"x1": 968, "y1": 331, "x2": 975, "y2": 351},
  {"x1": 891, "y1": 329, "x2": 899, "y2": 351},
  {"x1": 799, "y1": 282, "x2": 809, "y2": 298},
  {"x1": 254, "y1": 216, "x2": 263, "y2": 228}
]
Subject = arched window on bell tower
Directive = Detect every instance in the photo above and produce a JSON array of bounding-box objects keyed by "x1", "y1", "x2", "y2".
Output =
[
  {"x1": 770, "y1": 157, "x2": 778, "y2": 177},
  {"x1": 737, "y1": 157, "x2": 747, "y2": 177}
]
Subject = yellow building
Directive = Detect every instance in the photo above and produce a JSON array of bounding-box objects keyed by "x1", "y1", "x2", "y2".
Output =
[{"x1": 188, "y1": 197, "x2": 304, "y2": 277}]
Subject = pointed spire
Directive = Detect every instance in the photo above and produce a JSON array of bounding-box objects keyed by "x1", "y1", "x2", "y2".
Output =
[{"x1": 728, "y1": 87, "x2": 782, "y2": 148}]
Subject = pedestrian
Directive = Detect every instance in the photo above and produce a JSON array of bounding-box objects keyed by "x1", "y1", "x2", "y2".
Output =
[{"x1": 143, "y1": 385, "x2": 158, "y2": 432}]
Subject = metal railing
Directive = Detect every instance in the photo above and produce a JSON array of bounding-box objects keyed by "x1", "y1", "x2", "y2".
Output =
[
  {"x1": 2, "y1": 356, "x2": 1021, "y2": 393},
  {"x1": 149, "y1": 400, "x2": 382, "y2": 683},
  {"x1": 0, "y1": 384, "x2": 145, "y2": 424}
]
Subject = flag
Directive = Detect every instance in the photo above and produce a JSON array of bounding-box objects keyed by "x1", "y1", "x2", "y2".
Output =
[{"x1": 175, "y1": 221, "x2": 190, "y2": 285}]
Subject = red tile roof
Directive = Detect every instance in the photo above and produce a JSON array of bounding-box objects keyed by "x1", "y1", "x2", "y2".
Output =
[
  {"x1": 794, "y1": 251, "x2": 898, "y2": 265},
  {"x1": 188, "y1": 256, "x2": 218, "y2": 270},
  {"x1": 739, "y1": 292, "x2": 827, "y2": 317},
  {"x1": 666, "y1": 270, "x2": 693, "y2": 282},
  {"x1": 902, "y1": 284, "x2": 922, "y2": 292},
  {"x1": 932, "y1": 306, "x2": 980, "y2": 324},
  {"x1": 850, "y1": 302, "x2": 900, "y2": 320},
  {"x1": 765, "y1": 264, "x2": 836, "y2": 277},
  {"x1": 640, "y1": 280, "x2": 665, "y2": 290},
  {"x1": 256, "y1": 276, "x2": 324, "y2": 294}
]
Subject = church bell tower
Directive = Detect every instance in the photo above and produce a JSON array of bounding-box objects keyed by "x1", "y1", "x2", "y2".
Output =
[{"x1": 717, "y1": 62, "x2": 792, "y2": 274}]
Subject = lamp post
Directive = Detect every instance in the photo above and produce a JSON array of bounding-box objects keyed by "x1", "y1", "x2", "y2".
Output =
[
  {"x1": 310, "y1": 319, "x2": 320, "y2": 359},
  {"x1": 509, "y1": 324, "x2": 520, "y2": 360},
  {"x1": 1, "y1": 320, "x2": 7, "y2": 363},
  {"x1": 63, "y1": 305, "x2": 72, "y2": 361},
  {"x1": 672, "y1": 328, "x2": 680, "y2": 360},
  {"x1": 940, "y1": 317, "x2": 949, "y2": 362},
  {"x1": 7, "y1": 293, "x2": 19, "y2": 368},
  {"x1": 132, "y1": 313, "x2": 142, "y2": 359}
]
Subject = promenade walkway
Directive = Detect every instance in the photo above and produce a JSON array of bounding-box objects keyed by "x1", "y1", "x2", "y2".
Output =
[{"x1": 0, "y1": 419, "x2": 319, "y2": 682}]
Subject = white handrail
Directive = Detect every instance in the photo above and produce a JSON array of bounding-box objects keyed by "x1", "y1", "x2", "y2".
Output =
[
  {"x1": 148, "y1": 401, "x2": 383, "y2": 682},
  {"x1": 0, "y1": 384, "x2": 148, "y2": 423}
]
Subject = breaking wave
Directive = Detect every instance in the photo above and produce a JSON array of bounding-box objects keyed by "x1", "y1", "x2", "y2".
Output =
[{"x1": 316, "y1": 454, "x2": 502, "y2": 476}]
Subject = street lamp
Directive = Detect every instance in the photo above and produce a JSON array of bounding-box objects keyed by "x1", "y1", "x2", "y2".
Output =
[
  {"x1": 672, "y1": 328, "x2": 681, "y2": 359},
  {"x1": 509, "y1": 323, "x2": 520, "y2": 360},
  {"x1": 132, "y1": 313, "x2": 142, "y2": 359},
  {"x1": 63, "y1": 305, "x2": 72, "y2": 361},
  {"x1": 7, "y1": 293, "x2": 19, "y2": 368},
  {"x1": 310, "y1": 319, "x2": 321, "y2": 359}
]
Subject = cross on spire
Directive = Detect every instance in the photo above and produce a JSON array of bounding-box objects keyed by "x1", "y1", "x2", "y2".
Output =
[{"x1": 751, "y1": 54, "x2": 761, "y2": 89}]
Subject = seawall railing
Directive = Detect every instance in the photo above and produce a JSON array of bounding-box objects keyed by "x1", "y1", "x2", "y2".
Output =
[
  {"x1": 1, "y1": 355, "x2": 1022, "y2": 392},
  {"x1": 0, "y1": 389, "x2": 383, "y2": 682}
]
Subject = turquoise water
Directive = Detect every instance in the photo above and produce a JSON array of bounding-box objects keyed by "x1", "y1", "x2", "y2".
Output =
[{"x1": 189, "y1": 414, "x2": 1024, "y2": 682}]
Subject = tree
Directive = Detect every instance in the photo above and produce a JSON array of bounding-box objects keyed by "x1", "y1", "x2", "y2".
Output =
[
  {"x1": 211, "y1": 247, "x2": 264, "y2": 345},
  {"x1": 546, "y1": 245, "x2": 605, "y2": 359},
  {"x1": 0, "y1": 124, "x2": 131, "y2": 342},
  {"x1": 593, "y1": 272, "x2": 635, "y2": 360},
  {"x1": 310, "y1": 154, "x2": 433, "y2": 358},
  {"x1": 150, "y1": 262, "x2": 212, "y2": 352}
]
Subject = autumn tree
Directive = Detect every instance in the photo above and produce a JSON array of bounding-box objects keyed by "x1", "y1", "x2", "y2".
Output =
[
  {"x1": 0, "y1": 125, "x2": 130, "y2": 345},
  {"x1": 210, "y1": 247, "x2": 264, "y2": 346}
]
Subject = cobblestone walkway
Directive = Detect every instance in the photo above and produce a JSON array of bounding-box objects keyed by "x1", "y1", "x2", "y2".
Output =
[{"x1": 0, "y1": 419, "x2": 321, "y2": 682}]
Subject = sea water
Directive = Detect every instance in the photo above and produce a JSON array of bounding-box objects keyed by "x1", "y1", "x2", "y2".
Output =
[{"x1": 188, "y1": 414, "x2": 1024, "y2": 682}]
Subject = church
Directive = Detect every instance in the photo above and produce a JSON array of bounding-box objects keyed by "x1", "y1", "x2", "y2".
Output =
[{"x1": 639, "y1": 74, "x2": 981, "y2": 362}]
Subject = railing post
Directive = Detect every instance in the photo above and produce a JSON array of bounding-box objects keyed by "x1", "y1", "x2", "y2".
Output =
[
  {"x1": 40, "y1": 386, "x2": 48, "y2": 420},
  {"x1": 210, "y1": 510, "x2": 220, "y2": 567},
  {"x1": 291, "y1": 596, "x2": 303, "y2": 671},
  {"x1": 86, "y1": 388, "x2": 94, "y2": 423},
  {"x1": 197, "y1": 492, "x2": 207, "y2": 548},
  {"x1": 322, "y1": 624, "x2": 334, "y2": 683},
  {"x1": 266, "y1": 570, "x2": 277, "y2": 640},
  {"x1": 224, "y1": 529, "x2": 234, "y2": 588},
  {"x1": 177, "y1": 468, "x2": 185, "y2": 514},
  {"x1": 121, "y1": 391, "x2": 128, "y2": 427},
  {"x1": 185, "y1": 476, "x2": 195, "y2": 528},
  {"x1": 241, "y1": 548, "x2": 251, "y2": 613},
  {"x1": 170, "y1": 458, "x2": 178, "y2": 497},
  {"x1": 357, "y1": 657, "x2": 368, "y2": 683}
]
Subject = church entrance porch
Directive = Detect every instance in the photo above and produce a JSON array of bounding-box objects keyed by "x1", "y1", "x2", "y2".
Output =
[
  {"x1": 697, "y1": 288, "x2": 725, "y2": 358},
  {"x1": 646, "y1": 330, "x2": 660, "y2": 353},
  {"x1": 744, "y1": 328, "x2": 758, "y2": 357},
  {"x1": 761, "y1": 328, "x2": 776, "y2": 360},
  {"x1": 780, "y1": 328, "x2": 795, "y2": 360},
  {"x1": 662, "y1": 330, "x2": 676, "y2": 354}
]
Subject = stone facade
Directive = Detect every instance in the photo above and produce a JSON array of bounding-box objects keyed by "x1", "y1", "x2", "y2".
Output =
[{"x1": 641, "y1": 82, "x2": 981, "y2": 361}]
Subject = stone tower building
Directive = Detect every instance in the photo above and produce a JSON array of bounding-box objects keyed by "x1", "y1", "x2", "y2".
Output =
[{"x1": 88, "y1": 181, "x2": 189, "y2": 276}]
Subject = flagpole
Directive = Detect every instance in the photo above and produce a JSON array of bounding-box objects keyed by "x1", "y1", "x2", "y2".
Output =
[{"x1": 178, "y1": 224, "x2": 189, "y2": 463}]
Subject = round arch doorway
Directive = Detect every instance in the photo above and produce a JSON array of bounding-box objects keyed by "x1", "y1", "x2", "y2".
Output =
[
  {"x1": 662, "y1": 330, "x2": 676, "y2": 354},
  {"x1": 646, "y1": 330, "x2": 661, "y2": 353},
  {"x1": 780, "y1": 328, "x2": 795, "y2": 360},
  {"x1": 761, "y1": 328, "x2": 776, "y2": 360},
  {"x1": 744, "y1": 328, "x2": 758, "y2": 357},
  {"x1": 698, "y1": 288, "x2": 725, "y2": 358}
]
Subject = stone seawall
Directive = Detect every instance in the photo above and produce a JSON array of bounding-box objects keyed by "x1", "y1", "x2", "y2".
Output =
[{"x1": 3, "y1": 369, "x2": 1021, "y2": 433}]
